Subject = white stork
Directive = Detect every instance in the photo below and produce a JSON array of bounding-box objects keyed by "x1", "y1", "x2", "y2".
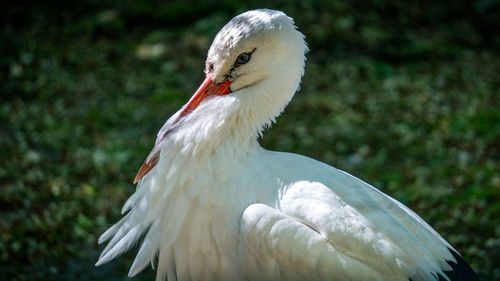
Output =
[{"x1": 96, "y1": 9, "x2": 480, "y2": 281}]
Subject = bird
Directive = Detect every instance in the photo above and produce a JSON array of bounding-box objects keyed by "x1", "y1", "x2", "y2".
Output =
[{"x1": 96, "y1": 9, "x2": 480, "y2": 281}]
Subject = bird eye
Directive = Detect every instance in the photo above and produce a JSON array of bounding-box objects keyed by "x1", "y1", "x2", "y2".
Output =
[{"x1": 234, "y1": 52, "x2": 251, "y2": 67}]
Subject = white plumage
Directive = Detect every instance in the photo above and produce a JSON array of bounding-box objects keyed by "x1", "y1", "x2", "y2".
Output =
[{"x1": 96, "y1": 9, "x2": 479, "y2": 281}]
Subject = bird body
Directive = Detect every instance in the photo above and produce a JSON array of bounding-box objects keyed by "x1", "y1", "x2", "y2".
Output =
[{"x1": 97, "y1": 9, "x2": 479, "y2": 281}]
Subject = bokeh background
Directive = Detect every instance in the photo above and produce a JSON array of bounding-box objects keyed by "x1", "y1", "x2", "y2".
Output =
[{"x1": 1, "y1": 0, "x2": 499, "y2": 280}]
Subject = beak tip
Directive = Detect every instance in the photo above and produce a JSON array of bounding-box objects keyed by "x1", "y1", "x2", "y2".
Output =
[{"x1": 133, "y1": 150, "x2": 160, "y2": 185}]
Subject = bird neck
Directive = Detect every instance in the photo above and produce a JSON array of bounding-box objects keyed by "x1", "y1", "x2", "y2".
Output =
[
  {"x1": 170, "y1": 67, "x2": 302, "y2": 159},
  {"x1": 168, "y1": 101, "x2": 260, "y2": 161},
  {"x1": 231, "y1": 71, "x2": 302, "y2": 137}
]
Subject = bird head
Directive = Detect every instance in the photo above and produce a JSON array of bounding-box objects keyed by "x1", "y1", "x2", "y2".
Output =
[
  {"x1": 174, "y1": 9, "x2": 307, "y2": 137},
  {"x1": 134, "y1": 9, "x2": 307, "y2": 183},
  {"x1": 205, "y1": 9, "x2": 307, "y2": 94}
]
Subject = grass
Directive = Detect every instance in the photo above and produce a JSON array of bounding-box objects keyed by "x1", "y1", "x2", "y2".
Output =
[{"x1": 1, "y1": 1, "x2": 499, "y2": 280}]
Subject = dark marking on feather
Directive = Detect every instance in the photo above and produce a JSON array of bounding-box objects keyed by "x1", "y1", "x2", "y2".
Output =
[{"x1": 409, "y1": 248, "x2": 480, "y2": 281}]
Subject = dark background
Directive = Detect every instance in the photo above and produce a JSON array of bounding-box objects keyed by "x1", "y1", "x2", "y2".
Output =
[{"x1": 1, "y1": 0, "x2": 499, "y2": 280}]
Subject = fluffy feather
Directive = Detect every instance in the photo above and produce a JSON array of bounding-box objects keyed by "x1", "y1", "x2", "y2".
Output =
[{"x1": 96, "y1": 9, "x2": 479, "y2": 281}]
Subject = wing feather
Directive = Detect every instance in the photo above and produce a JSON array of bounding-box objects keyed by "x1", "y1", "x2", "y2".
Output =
[
  {"x1": 240, "y1": 203, "x2": 387, "y2": 281},
  {"x1": 238, "y1": 166, "x2": 463, "y2": 281}
]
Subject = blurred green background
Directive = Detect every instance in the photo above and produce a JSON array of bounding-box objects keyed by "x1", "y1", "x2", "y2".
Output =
[{"x1": 1, "y1": 0, "x2": 499, "y2": 280}]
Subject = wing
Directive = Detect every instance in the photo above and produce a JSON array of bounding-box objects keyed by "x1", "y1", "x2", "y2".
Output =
[
  {"x1": 240, "y1": 203, "x2": 388, "y2": 281},
  {"x1": 239, "y1": 175, "x2": 479, "y2": 281}
]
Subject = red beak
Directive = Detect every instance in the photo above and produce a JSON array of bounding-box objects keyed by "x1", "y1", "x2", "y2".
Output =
[
  {"x1": 133, "y1": 75, "x2": 232, "y2": 184},
  {"x1": 179, "y1": 75, "x2": 232, "y2": 118}
]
